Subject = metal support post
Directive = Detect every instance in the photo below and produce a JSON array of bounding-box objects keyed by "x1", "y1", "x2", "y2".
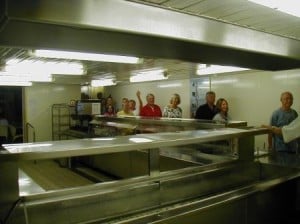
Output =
[{"x1": 148, "y1": 148, "x2": 160, "y2": 177}]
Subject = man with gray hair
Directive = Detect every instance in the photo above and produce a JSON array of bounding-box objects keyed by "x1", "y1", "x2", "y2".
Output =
[
  {"x1": 267, "y1": 91, "x2": 298, "y2": 153},
  {"x1": 140, "y1": 93, "x2": 162, "y2": 117},
  {"x1": 195, "y1": 91, "x2": 217, "y2": 120}
]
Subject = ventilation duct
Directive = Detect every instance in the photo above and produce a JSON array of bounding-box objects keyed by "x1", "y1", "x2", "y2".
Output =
[{"x1": 1, "y1": 0, "x2": 300, "y2": 70}]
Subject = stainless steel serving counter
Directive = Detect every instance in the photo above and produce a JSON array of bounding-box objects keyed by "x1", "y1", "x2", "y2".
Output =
[
  {"x1": 90, "y1": 116, "x2": 247, "y2": 136},
  {"x1": 1, "y1": 127, "x2": 299, "y2": 224},
  {"x1": 2, "y1": 127, "x2": 260, "y2": 161}
]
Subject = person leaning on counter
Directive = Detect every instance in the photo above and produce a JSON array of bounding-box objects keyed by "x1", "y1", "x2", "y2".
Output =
[{"x1": 263, "y1": 116, "x2": 300, "y2": 144}]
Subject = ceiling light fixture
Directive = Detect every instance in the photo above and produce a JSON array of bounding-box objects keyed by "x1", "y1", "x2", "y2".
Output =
[
  {"x1": 33, "y1": 49, "x2": 142, "y2": 64},
  {"x1": 0, "y1": 71, "x2": 51, "y2": 84},
  {"x1": 0, "y1": 81, "x2": 32, "y2": 86},
  {"x1": 0, "y1": 75, "x2": 32, "y2": 86},
  {"x1": 196, "y1": 64, "x2": 249, "y2": 75},
  {"x1": 6, "y1": 59, "x2": 84, "y2": 76},
  {"x1": 130, "y1": 68, "x2": 168, "y2": 83},
  {"x1": 157, "y1": 83, "x2": 182, "y2": 88},
  {"x1": 91, "y1": 79, "x2": 116, "y2": 87},
  {"x1": 248, "y1": 0, "x2": 300, "y2": 18}
]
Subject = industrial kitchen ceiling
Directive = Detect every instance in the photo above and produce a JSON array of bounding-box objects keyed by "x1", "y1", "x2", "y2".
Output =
[
  {"x1": 0, "y1": 47, "x2": 197, "y2": 85},
  {"x1": 0, "y1": 0, "x2": 300, "y2": 85}
]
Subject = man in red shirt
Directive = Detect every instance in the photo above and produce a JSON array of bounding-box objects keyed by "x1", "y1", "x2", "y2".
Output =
[{"x1": 140, "y1": 93, "x2": 162, "y2": 117}]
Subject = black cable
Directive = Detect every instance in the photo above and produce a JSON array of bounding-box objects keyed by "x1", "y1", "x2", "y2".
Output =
[{"x1": 2, "y1": 197, "x2": 22, "y2": 224}]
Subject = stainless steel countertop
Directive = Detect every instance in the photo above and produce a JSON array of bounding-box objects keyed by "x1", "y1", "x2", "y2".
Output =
[{"x1": 1, "y1": 128, "x2": 268, "y2": 161}]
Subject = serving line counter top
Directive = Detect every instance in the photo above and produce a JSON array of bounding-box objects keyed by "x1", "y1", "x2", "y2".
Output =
[
  {"x1": 2, "y1": 126, "x2": 300, "y2": 224},
  {"x1": 91, "y1": 115, "x2": 247, "y2": 129},
  {"x1": 1, "y1": 127, "x2": 267, "y2": 161}
]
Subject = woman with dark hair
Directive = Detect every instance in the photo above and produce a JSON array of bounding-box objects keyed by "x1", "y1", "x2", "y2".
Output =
[
  {"x1": 212, "y1": 98, "x2": 231, "y2": 124},
  {"x1": 103, "y1": 95, "x2": 116, "y2": 115}
]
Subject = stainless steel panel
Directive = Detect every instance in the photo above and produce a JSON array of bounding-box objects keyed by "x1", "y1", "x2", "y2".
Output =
[
  {"x1": 1, "y1": 128, "x2": 268, "y2": 161},
  {"x1": 1, "y1": 0, "x2": 300, "y2": 70},
  {"x1": 23, "y1": 182, "x2": 160, "y2": 224},
  {"x1": 0, "y1": 127, "x2": 266, "y2": 222},
  {"x1": 91, "y1": 116, "x2": 226, "y2": 131},
  {"x1": 2, "y1": 126, "x2": 299, "y2": 224},
  {"x1": 81, "y1": 150, "x2": 198, "y2": 179},
  {"x1": 14, "y1": 162, "x2": 300, "y2": 224},
  {"x1": 141, "y1": 0, "x2": 300, "y2": 41},
  {"x1": 18, "y1": 169, "x2": 45, "y2": 196}
]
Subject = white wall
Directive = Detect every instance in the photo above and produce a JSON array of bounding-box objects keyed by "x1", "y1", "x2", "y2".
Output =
[
  {"x1": 106, "y1": 68, "x2": 300, "y2": 150},
  {"x1": 22, "y1": 68, "x2": 300, "y2": 147},
  {"x1": 211, "y1": 69, "x2": 300, "y2": 150},
  {"x1": 105, "y1": 79, "x2": 191, "y2": 118},
  {"x1": 24, "y1": 83, "x2": 81, "y2": 142}
]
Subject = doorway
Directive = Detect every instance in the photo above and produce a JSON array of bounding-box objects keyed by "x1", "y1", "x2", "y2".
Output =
[{"x1": 0, "y1": 86, "x2": 23, "y2": 145}]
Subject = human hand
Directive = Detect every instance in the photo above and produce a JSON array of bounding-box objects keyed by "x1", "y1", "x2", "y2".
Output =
[
  {"x1": 261, "y1": 125, "x2": 282, "y2": 135},
  {"x1": 136, "y1": 90, "x2": 141, "y2": 98},
  {"x1": 261, "y1": 124, "x2": 271, "y2": 129}
]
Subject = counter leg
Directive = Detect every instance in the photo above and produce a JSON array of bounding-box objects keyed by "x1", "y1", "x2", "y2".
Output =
[
  {"x1": 148, "y1": 148, "x2": 160, "y2": 177},
  {"x1": 237, "y1": 136, "x2": 255, "y2": 161}
]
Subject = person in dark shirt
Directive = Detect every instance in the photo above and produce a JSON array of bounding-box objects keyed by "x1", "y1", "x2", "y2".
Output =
[{"x1": 195, "y1": 91, "x2": 217, "y2": 120}]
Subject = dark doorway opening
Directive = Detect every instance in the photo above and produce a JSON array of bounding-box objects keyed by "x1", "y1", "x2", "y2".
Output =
[{"x1": 0, "y1": 86, "x2": 23, "y2": 146}]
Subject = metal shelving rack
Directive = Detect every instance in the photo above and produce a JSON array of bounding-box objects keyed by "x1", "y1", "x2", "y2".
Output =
[{"x1": 51, "y1": 104, "x2": 70, "y2": 140}]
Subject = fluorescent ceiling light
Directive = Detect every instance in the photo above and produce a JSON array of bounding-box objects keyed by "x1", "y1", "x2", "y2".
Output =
[
  {"x1": 0, "y1": 81, "x2": 32, "y2": 86},
  {"x1": 91, "y1": 79, "x2": 116, "y2": 87},
  {"x1": 248, "y1": 0, "x2": 300, "y2": 18},
  {"x1": 130, "y1": 68, "x2": 168, "y2": 83},
  {"x1": 0, "y1": 71, "x2": 51, "y2": 84},
  {"x1": 6, "y1": 59, "x2": 84, "y2": 76},
  {"x1": 196, "y1": 64, "x2": 249, "y2": 75},
  {"x1": 33, "y1": 50, "x2": 141, "y2": 64},
  {"x1": 157, "y1": 83, "x2": 182, "y2": 88}
]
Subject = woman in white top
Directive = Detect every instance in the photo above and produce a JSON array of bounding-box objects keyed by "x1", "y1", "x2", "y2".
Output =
[
  {"x1": 213, "y1": 98, "x2": 231, "y2": 124},
  {"x1": 163, "y1": 93, "x2": 182, "y2": 118}
]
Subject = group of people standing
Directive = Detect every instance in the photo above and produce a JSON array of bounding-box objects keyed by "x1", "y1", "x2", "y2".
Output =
[
  {"x1": 100, "y1": 90, "x2": 299, "y2": 154},
  {"x1": 102, "y1": 90, "x2": 228, "y2": 121},
  {"x1": 102, "y1": 91, "x2": 183, "y2": 118},
  {"x1": 194, "y1": 90, "x2": 299, "y2": 154}
]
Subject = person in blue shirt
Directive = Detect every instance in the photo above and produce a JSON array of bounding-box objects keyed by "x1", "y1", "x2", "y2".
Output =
[{"x1": 268, "y1": 91, "x2": 298, "y2": 153}]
